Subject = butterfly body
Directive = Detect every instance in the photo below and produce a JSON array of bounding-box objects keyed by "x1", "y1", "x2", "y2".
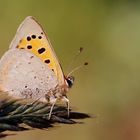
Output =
[{"x1": 0, "y1": 17, "x2": 75, "y2": 118}]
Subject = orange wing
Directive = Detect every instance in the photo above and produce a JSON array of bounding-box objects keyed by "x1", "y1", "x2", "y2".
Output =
[{"x1": 9, "y1": 16, "x2": 65, "y2": 85}]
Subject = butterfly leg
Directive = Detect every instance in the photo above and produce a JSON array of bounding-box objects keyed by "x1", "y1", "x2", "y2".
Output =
[
  {"x1": 48, "y1": 97, "x2": 57, "y2": 119},
  {"x1": 62, "y1": 96, "x2": 70, "y2": 118}
]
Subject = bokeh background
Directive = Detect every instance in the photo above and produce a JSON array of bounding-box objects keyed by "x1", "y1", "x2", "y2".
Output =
[{"x1": 0, "y1": 0, "x2": 140, "y2": 140}]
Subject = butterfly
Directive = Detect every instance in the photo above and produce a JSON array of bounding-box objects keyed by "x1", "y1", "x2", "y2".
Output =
[{"x1": 0, "y1": 16, "x2": 75, "y2": 119}]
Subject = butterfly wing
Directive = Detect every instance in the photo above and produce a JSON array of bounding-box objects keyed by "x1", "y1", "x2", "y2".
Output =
[
  {"x1": 0, "y1": 49, "x2": 58, "y2": 102},
  {"x1": 10, "y1": 16, "x2": 65, "y2": 85}
]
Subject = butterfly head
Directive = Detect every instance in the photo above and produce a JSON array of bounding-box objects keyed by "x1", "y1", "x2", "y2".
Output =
[{"x1": 65, "y1": 76, "x2": 75, "y2": 88}]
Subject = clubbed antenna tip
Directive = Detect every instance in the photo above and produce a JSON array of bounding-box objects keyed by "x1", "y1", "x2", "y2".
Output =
[
  {"x1": 84, "y1": 62, "x2": 88, "y2": 65},
  {"x1": 79, "y1": 47, "x2": 83, "y2": 52}
]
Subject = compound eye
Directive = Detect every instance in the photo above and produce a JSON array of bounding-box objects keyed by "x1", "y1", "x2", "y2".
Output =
[{"x1": 66, "y1": 76, "x2": 74, "y2": 88}]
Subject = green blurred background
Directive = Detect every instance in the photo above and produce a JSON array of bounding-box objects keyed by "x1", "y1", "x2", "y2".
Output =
[{"x1": 0, "y1": 0, "x2": 140, "y2": 140}]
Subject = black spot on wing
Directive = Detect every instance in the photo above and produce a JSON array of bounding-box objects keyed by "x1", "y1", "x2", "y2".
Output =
[
  {"x1": 31, "y1": 35, "x2": 36, "y2": 39},
  {"x1": 27, "y1": 36, "x2": 31, "y2": 41},
  {"x1": 27, "y1": 45, "x2": 32, "y2": 49},
  {"x1": 30, "y1": 56, "x2": 34, "y2": 59},
  {"x1": 38, "y1": 36, "x2": 42, "y2": 39},
  {"x1": 38, "y1": 48, "x2": 46, "y2": 54},
  {"x1": 44, "y1": 59, "x2": 50, "y2": 64}
]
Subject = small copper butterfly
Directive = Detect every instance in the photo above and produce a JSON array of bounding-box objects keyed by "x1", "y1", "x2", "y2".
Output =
[{"x1": 0, "y1": 16, "x2": 75, "y2": 118}]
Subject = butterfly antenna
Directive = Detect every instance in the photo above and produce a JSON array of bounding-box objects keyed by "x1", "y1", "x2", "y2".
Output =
[
  {"x1": 67, "y1": 62, "x2": 88, "y2": 77},
  {"x1": 67, "y1": 47, "x2": 83, "y2": 74}
]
